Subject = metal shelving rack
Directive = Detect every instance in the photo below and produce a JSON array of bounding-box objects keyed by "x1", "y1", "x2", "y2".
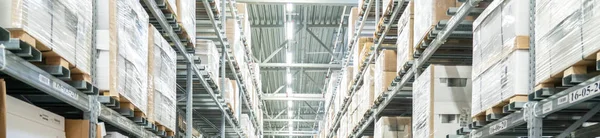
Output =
[{"x1": 324, "y1": 0, "x2": 600, "y2": 137}]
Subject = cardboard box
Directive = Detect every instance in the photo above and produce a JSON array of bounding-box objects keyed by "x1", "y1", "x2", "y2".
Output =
[
  {"x1": 396, "y1": 2, "x2": 414, "y2": 73},
  {"x1": 376, "y1": 50, "x2": 397, "y2": 72},
  {"x1": 105, "y1": 132, "x2": 128, "y2": 138},
  {"x1": 65, "y1": 119, "x2": 103, "y2": 138},
  {"x1": 414, "y1": 0, "x2": 471, "y2": 48}
]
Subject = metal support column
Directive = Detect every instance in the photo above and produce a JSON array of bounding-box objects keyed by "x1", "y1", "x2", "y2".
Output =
[
  {"x1": 186, "y1": 63, "x2": 194, "y2": 138},
  {"x1": 527, "y1": 0, "x2": 540, "y2": 137},
  {"x1": 527, "y1": 102, "x2": 543, "y2": 138},
  {"x1": 375, "y1": 0, "x2": 380, "y2": 24},
  {"x1": 221, "y1": 115, "x2": 226, "y2": 138},
  {"x1": 84, "y1": 96, "x2": 99, "y2": 138}
]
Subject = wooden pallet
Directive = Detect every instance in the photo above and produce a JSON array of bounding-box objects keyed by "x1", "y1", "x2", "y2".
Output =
[
  {"x1": 534, "y1": 49, "x2": 600, "y2": 99},
  {"x1": 9, "y1": 29, "x2": 92, "y2": 83},
  {"x1": 159, "y1": 0, "x2": 177, "y2": 17},
  {"x1": 472, "y1": 95, "x2": 528, "y2": 122},
  {"x1": 155, "y1": 121, "x2": 176, "y2": 137}
]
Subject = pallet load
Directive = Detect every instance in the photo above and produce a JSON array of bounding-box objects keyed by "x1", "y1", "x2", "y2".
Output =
[
  {"x1": 471, "y1": 0, "x2": 530, "y2": 119},
  {"x1": 535, "y1": 0, "x2": 600, "y2": 90},
  {"x1": 147, "y1": 25, "x2": 177, "y2": 135},
  {"x1": 374, "y1": 50, "x2": 397, "y2": 99},
  {"x1": 236, "y1": 3, "x2": 252, "y2": 52},
  {"x1": 353, "y1": 37, "x2": 373, "y2": 79},
  {"x1": 348, "y1": 7, "x2": 359, "y2": 43},
  {"x1": 240, "y1": 114, "x2": 257, "y2": 138},
  {"x1": 196, "y1": 39, "x2": 220, "y2": 86},
  {"x1": 413, "y1": 0, "x2": 471, "y2": 49},
  {"x1": 221, "y1": 79, "x2": 236, "y2": 115},
  {"x1": 0, "y1": 0, "x2": 93, "y2": 79},
  {"x1": 176, "y1": 0, "x2": 195, "y2": 47},
  {"x1": 96, "y1": 0, "x2": 149, "y2": 117},
  {"x1": 412, "y1": 65, "x2": 471, "y2": 138},
  {"x1": 374, "y1": 116, "x2": 411, "y2": 138},
  {"x1": 396, "y1": 1, "x2": 414, "y2": 75},
  {"x1": 357, "y1": 64, "x2": 375, "y2": 117}
]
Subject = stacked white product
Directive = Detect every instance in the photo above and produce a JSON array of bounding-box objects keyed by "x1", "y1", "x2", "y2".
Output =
[
  {"x1": 535, "y1": 0, "x2": 600, "y2": 85},
  {"x1": 374, "y1": 116, "x2": 411, "y2": 138},
  {"x1": 348, "y1": 7, "x2": 359, "y2": 42},
  {"x1": 0, "y1": 0, "x2": 93, "y2": 74},
  {"x1": 471, "y1": 0, "x2": 530, "y2": 115},
  {"x1": 357, "y1": 64, "x2": 375, "y2": 119},
  {"x1": 413, "y1": 0, "x2": 466, "y2": 49},
  {"x1": 96, "y1": 0, "x2": 149, "y2": 114},
  {"x1": 396, "y1": 1, "x2": 414, "y2": 73},
  {"x1": 413, "y1": 65, "x2": 471, "y2": 138},
  {"x1": 148, "y1": 25, "x2": 177, "y2": 131},
  {"x1": 236, "y1": 3, "x2": 252, "y2": 53},
  {"x1": 196, "y1": 39, "x2": 220, "y2": 83},
  {"x1": 6, "y1": 96, "x2": 66, "y2": 138},
  {"x1": 105, "y1": 132, "x2": 128, "y2": 138},
  {"x1": 240, "y1": 114, "x2": 256, "y2": 138},
  {"x1": 325, "y1": 71, "x2": 341, "y2": 110},
  {"x1": 176, "y1": 0, "x2": 195, "y2": 47}
]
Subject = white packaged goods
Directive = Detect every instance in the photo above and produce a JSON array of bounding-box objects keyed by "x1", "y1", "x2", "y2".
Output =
[
  {"x1": 176, "y1": 0, "x2": 195, "y2": 47},
  {"x1": 105, "y1": 132, "x2": 128, "y2": 138},
  {"x1": 413, "y1": 0, "x2": 467, "y2": 48},
  {"x1": 472, "y1": 0, "x2": 530, "y2": 78},
  {"x1": 353, "y1": 38, "x2": 372, "y2": 78},
  {"x1": 396, "y1": 2, "x2": 414, "y2": 73},
  {"x1": 0, "y1": 0, "x2": 93, "y2": 74},
  {"x1": 96, "y1": 0, "x2": 149, "y2": 114},
  {"x1": 348, "y1": 7, "x2": 359, "y2": 42},
  {"x1": 196, "y1": 40, "x2": 220, "y2": 81},
  {"x1": 240, "y1": 114, "x2": 256, "y2": 138},
  {"x1": 6, "y1": 96, "x2": 66, "y2": 138},
  {"x1": 374, "y1": 116, "x2": 411, "y2": 138},
  {"x1": 535, "y1": 0, "x2": 584, "y2": 85},
  {"x1": 358, "y1": 65, "x2": 375, "y2": 117},
  {"x1": 375, "y1": 50, "x2": 397, "y2": 72},
  {"x1": 473, "y1": 51, "x2": 529, "y2": 116},
  {"x1": 413, "y1": 65, "x2": 471, "y2": 138},
  {"x1": 148, "y1": 25, "x2": 177, "y2": 131}
]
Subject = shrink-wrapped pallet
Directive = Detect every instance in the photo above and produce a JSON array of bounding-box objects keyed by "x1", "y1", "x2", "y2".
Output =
[
  {"x1": 176, "y1": 0, "x2": 195, "y2": 47},
  {"x1": 375, "y1": 50, "x2": 397, "y2": 72},
  {"x1": 147, "y1": 25, "x2": 177, "y2": 131},
  {"x1": 396, "y1": 2, "x2": 414, "y2": 73},
  {"x1": 374, "y1": 116, "x2": 411, "y2": 138},
  {"x1": 472, "y1": 0, "x2": 530, "y2": 77},
  {"x1": 348, "y1": 7, "x2": 359, "y2": 42},
  {"x1": 195, "y1": 40, "x2": 220, "y2": 81},
  {"x1": 353, "y1": 38, "x2": 373, "y2": 79},
  {"x1": 96, "y1": 0, "x2": 149, "y2": 114},
  {"x1": 358, "y1": 65, "x2": 375, "y2": 117},
  {"x1": 413, "y1": 0, "x2": 466, "y2": 48},
  {"x1": 374, "y1": 50, "x2": 397, "y2": 98},
  {"x1": 535, "y1": 0, "x2": 583, "y2": 84},
  {"x1": 1, "y1": 0, "x2": 93, "y2": 74},
  {"x1": 474, "y1": 51, "x2": 529, "y2": 115},
  {"x1": 413, "y1": 65, "x2": 471, "y2": 138}
]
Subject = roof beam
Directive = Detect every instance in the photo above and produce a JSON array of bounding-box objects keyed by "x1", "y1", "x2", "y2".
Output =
[
  {"x1": 261, "y1": 25, "x2": 303, "y2": 63},
  {"x1": 306, "y1": 28, "x2": 340, "y2": 61},
  {"x1": 262, "y1": 93, "x2": 324, "y2": 101},
  {"x1": 259, "y1": 63, "x2": 343, "y2": 69},
  {"x1": 238, "y1": 0, "x2": 356, "y2": 5}
]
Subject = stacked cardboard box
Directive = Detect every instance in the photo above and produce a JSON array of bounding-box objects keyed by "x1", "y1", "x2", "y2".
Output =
[
  {"x1": 374, "y1": 50, "x2": 397, "y2": 98},
  {"x1": 148, "y1": 25, "x2": 177, "y2": 131},
  {"x1": 0, "y1": 0, "x2": 93, "y2": 75},
  {"x1": 348, "y1": 7, "x2": 359, "y2": 43},
  {"x1": 413, "y1": 65, "x2": 471, "y2": 138},
  {"x1": 96, "y1": 0, "x2": 149, "y2": 115},
  {"x1": 176, "y1": 0, "x2": 195, "y2": 47},
  {"x1": 374, "y1": 116, "x2": 411, "y2": 138},
  {"x1": 413, "y1": 0, "x2": 470, "y2": 49},
  {"x1": 356, "y1": 65, "x2": 375, "y2": 119},
  {"x1": 236, "y1": 3, "x2": 252, "y2": 53},
  {"x1": 353, "y1": 38, "x2": 374, "y2": 79},
  {"x1": 396, "y1": 2, "x2": 414, "y2": 73}
]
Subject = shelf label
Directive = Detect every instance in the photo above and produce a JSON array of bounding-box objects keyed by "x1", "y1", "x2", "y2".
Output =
[
  {"x1": 542, "y1": 102, "x2": 552, "y2": 114},
  {"x1": 569, "y1": 82, "x2": 600, "y2": 103},
  {"x1": 558, "y1": 95, "x2": 569, "y2": 105},
  {"x1": 471, "y1": 131, "x2": 482, "y2": 138},
  {"x1": 489, "y1": 120, "x2": 508, "y2": 134},
  {"x1": 39, "y1": 74, "x2": 79, "y2": 100}
]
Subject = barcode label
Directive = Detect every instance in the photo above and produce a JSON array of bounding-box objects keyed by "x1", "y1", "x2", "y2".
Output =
[
  {"x1": 38, "y1": 74, "x2": 50, "y2": 86},
  {"x1": 542, "y1": 102, "x2": 552, "y2": 114},
  {"x1": 558, "y1": 95, "x2": 569, "y2": 105}
]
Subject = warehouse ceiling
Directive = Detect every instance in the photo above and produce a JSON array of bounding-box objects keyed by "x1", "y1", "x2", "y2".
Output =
[{"x1": 247, "y1": 3, "x2": 347, "y2": 137}]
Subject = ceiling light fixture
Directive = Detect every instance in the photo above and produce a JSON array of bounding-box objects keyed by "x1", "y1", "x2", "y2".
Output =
[
  {"x1": 286, "y1": 21, "x2": 294, "y2": 40},
  {"x1": 288, "y1": 110, "x2": 293, "y2": 118},
  {"x1": 288, "y1": 100, "x2": 293, "y2": 108},
  {"x1": 286, "y1": 73, "x2": 292, "y2": 84},
  {"x1": 286, "y1": 3, "x2": 293, "y2": 12},
  {"x1": 286, "y1": 51, "x2": 293, "y2": 64}
]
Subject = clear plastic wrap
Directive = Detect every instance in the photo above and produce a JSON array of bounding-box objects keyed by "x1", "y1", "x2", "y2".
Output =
[
  {"x1": 195, "y1": 39, "x2": 220, "y2": 79},
  {"x1": 582, "y1": 0, "x2": 600, "y2": 59},
  {"x1": 1, "y1": 0, "x2": 93, "y2": 74},
  {"x1": 376, "y1": 50, "x2": 397, "y2": 72},
  {"x1": 148, "y1": 25, "x2": 177, "y2": 131},
  {"x1": 535, "y1": 0, "x2": 583, "y2": 84},
  {"x1": 96, "y1": 0, "x2": 149, "y2": 114},
  {"x1": 176, "y1": 0, "x2": 195, "y2": 46},
  {"x1": 374, "y1": 116, "x2": 411, "y2": 138},
  {"x1": 396, "y1": 2, "x2": 414, "y2": 73},
  {"x1": 413, "y1": 65, "x2": 471, "y2": 138},
  {"x1": 471, "y1": 77, "x2": 481, "y2": 116}
]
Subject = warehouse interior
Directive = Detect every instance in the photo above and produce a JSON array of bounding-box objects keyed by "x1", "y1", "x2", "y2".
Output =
[{"x1": 2, "y1": 0, "x2": 600, "y2": 138}]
